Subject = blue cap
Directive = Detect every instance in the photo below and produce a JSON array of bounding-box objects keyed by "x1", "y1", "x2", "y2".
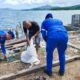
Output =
[
  {"x1": 8, "y1": 31, "x2": 15, "y2": 39},
  {"x1": 45, "y1": 13, "x2": 53, "y2": 19}
]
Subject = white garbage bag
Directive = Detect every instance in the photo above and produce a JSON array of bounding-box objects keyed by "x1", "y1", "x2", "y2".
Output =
[{"x1": 21, "y1": 39, "x2": 40, "y2": 64}]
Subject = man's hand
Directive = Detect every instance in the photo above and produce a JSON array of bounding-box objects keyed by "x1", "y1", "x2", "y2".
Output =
[
  {"x1": 27, "y1": 40, "x2": 30, "y2": 46},
  {"x1": 31, "y1": 36, "x2": 35, "y2": 41}
]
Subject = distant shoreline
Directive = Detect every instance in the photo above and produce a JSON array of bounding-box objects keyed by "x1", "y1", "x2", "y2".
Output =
[{"x1": 0, "y1": 4, "x2": 80, "y2": 11}]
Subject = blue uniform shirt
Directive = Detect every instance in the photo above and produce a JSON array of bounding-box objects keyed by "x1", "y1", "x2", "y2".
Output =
[
  {"x1": 41, "y1": 18, "x2": 68, "y2": 41},
  {"x1": 0, "y1": 30, "x2": 6, "y2": 55}
]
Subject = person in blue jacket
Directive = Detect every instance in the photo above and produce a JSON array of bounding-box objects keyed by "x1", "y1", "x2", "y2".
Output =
[
  {"x1": 0, "y1": 30, "x2": 15, "y2": 61},
  {"x1": 41, "y1": 13, "x2": 68, "y2": 76}
]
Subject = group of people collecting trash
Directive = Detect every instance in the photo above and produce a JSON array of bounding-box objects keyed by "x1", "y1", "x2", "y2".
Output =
[{"x1": 0, "y1": 13, "x2": 68, "y2": 77}]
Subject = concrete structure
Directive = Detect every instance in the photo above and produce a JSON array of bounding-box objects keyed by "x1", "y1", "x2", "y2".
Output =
[{"x1": 72, "y1": 14, "x2": 80, "y2": 27}]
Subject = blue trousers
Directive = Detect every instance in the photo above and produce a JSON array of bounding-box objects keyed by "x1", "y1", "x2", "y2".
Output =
[{"x1": 46, "y1": 31, "x2": 68, "y2": 73}]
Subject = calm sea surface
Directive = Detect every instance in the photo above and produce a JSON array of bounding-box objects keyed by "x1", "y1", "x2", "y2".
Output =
[{"x1": 0, "y1": 9, "x2": 80, "y2": 28}]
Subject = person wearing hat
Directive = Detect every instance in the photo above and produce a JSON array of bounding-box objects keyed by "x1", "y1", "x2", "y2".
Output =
[
  {"x1": 41, "y1": 13, "x2": 68, "y2": 76},
  {"x1": 0, "y1": 30, "x2": 15, "y2": 61}
]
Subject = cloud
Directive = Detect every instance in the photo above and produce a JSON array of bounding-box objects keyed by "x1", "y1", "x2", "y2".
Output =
[
  {"x1": 21, "y1": 0, "x2": 46, "y2": 4},
  {"x1": 3, "y1": 0, "x2": 80, "y2": 6},
  {"x1": 52, "y1": 0, "x2": 80, "y2": 6},
  {"x1": 4, "y1": 0, "x2": 47, "y2": 5},
  {"x1": 4, "y1": 0, "x2": 19, "y2": 5},
  {"x1": 1, "y1": 0, "x2": 80, "y2": 9},
  {"x1": 3, "y1": 0, "x2": 57, "y2": 5}
]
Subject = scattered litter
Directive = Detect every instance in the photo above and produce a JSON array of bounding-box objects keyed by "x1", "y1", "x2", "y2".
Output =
[
  {"x1": 40, "y1": 41, "x2": 46, "y2": 48},
  {"x1": 33, "y1": 76, "x2": 46, "y2": 80}
]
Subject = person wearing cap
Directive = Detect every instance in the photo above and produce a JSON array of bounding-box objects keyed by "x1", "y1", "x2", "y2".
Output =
[
  {"x1": 41, "y1": 13, "x2": 68, "y2": 76},
  {"x1": 0, "y1": 30, "x2": 15, "y2": 61},
  {"x1": 23, "y1": 21, "x2": 40, "y2": 55}
]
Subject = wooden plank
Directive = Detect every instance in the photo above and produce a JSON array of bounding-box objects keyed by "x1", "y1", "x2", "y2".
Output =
[
  {"x1": 68, "y1": 42, "x2": 80, "y2": 50},
  {"x1": 0, "y1": 55, "x2": 80, "y2": 80},
  {"x1": 13, "y1": 42, "x2": 26, "y2": 48},
  {"x1": 68, "y1": 30, "x2": 80, "y2": 34},
  {"x1": 5, "y1": 38, "x2": 26, "y2": 46},
  {"x1": 7, "y1": 42, "x2": 26, "y2": 50},
  {"x1": 0, "y1": 41, "x2": 26, "y2": 50}
]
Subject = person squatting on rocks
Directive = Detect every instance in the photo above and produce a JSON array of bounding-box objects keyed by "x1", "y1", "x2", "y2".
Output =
[{"x1": 0, "y1": 30, "x2": 15, "y2": 61}]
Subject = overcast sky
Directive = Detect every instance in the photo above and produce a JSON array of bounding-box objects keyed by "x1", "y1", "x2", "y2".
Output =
[{"x1": 0, "y1": 0, "x2": 80, "y2": 9}]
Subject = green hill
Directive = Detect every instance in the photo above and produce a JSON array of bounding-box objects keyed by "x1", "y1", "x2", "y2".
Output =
[
  {"x1": 21, "y1": 4, "x2": 80, "y2": 11},
  {"x1": 51, "y1": 5, "x2": 80, "y2": 10}
]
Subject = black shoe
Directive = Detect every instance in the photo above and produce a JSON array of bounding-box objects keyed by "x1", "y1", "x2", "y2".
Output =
[
  {"x1": 44, "y1": 69, "x2": 52, "y2": 76},
  {"x1": 58, "y1": 70, "x2": 64, "y2": 76}
]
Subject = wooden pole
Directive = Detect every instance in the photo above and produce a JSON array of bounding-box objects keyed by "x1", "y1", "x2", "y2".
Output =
[{"x1": 0, "y1": 55, "x2": 80, "y2": 80}]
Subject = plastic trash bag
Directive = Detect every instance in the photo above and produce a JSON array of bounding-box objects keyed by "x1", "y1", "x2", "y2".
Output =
[
  {"x1": 6, "y1": 50, "x2": 14, "y2": 57},
  {"x1": 6, "y1": 50, "x2": 14, "y2": 62},
  {"x1": 21, "y1": 39, "x2": 40, "y2": 65}
]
